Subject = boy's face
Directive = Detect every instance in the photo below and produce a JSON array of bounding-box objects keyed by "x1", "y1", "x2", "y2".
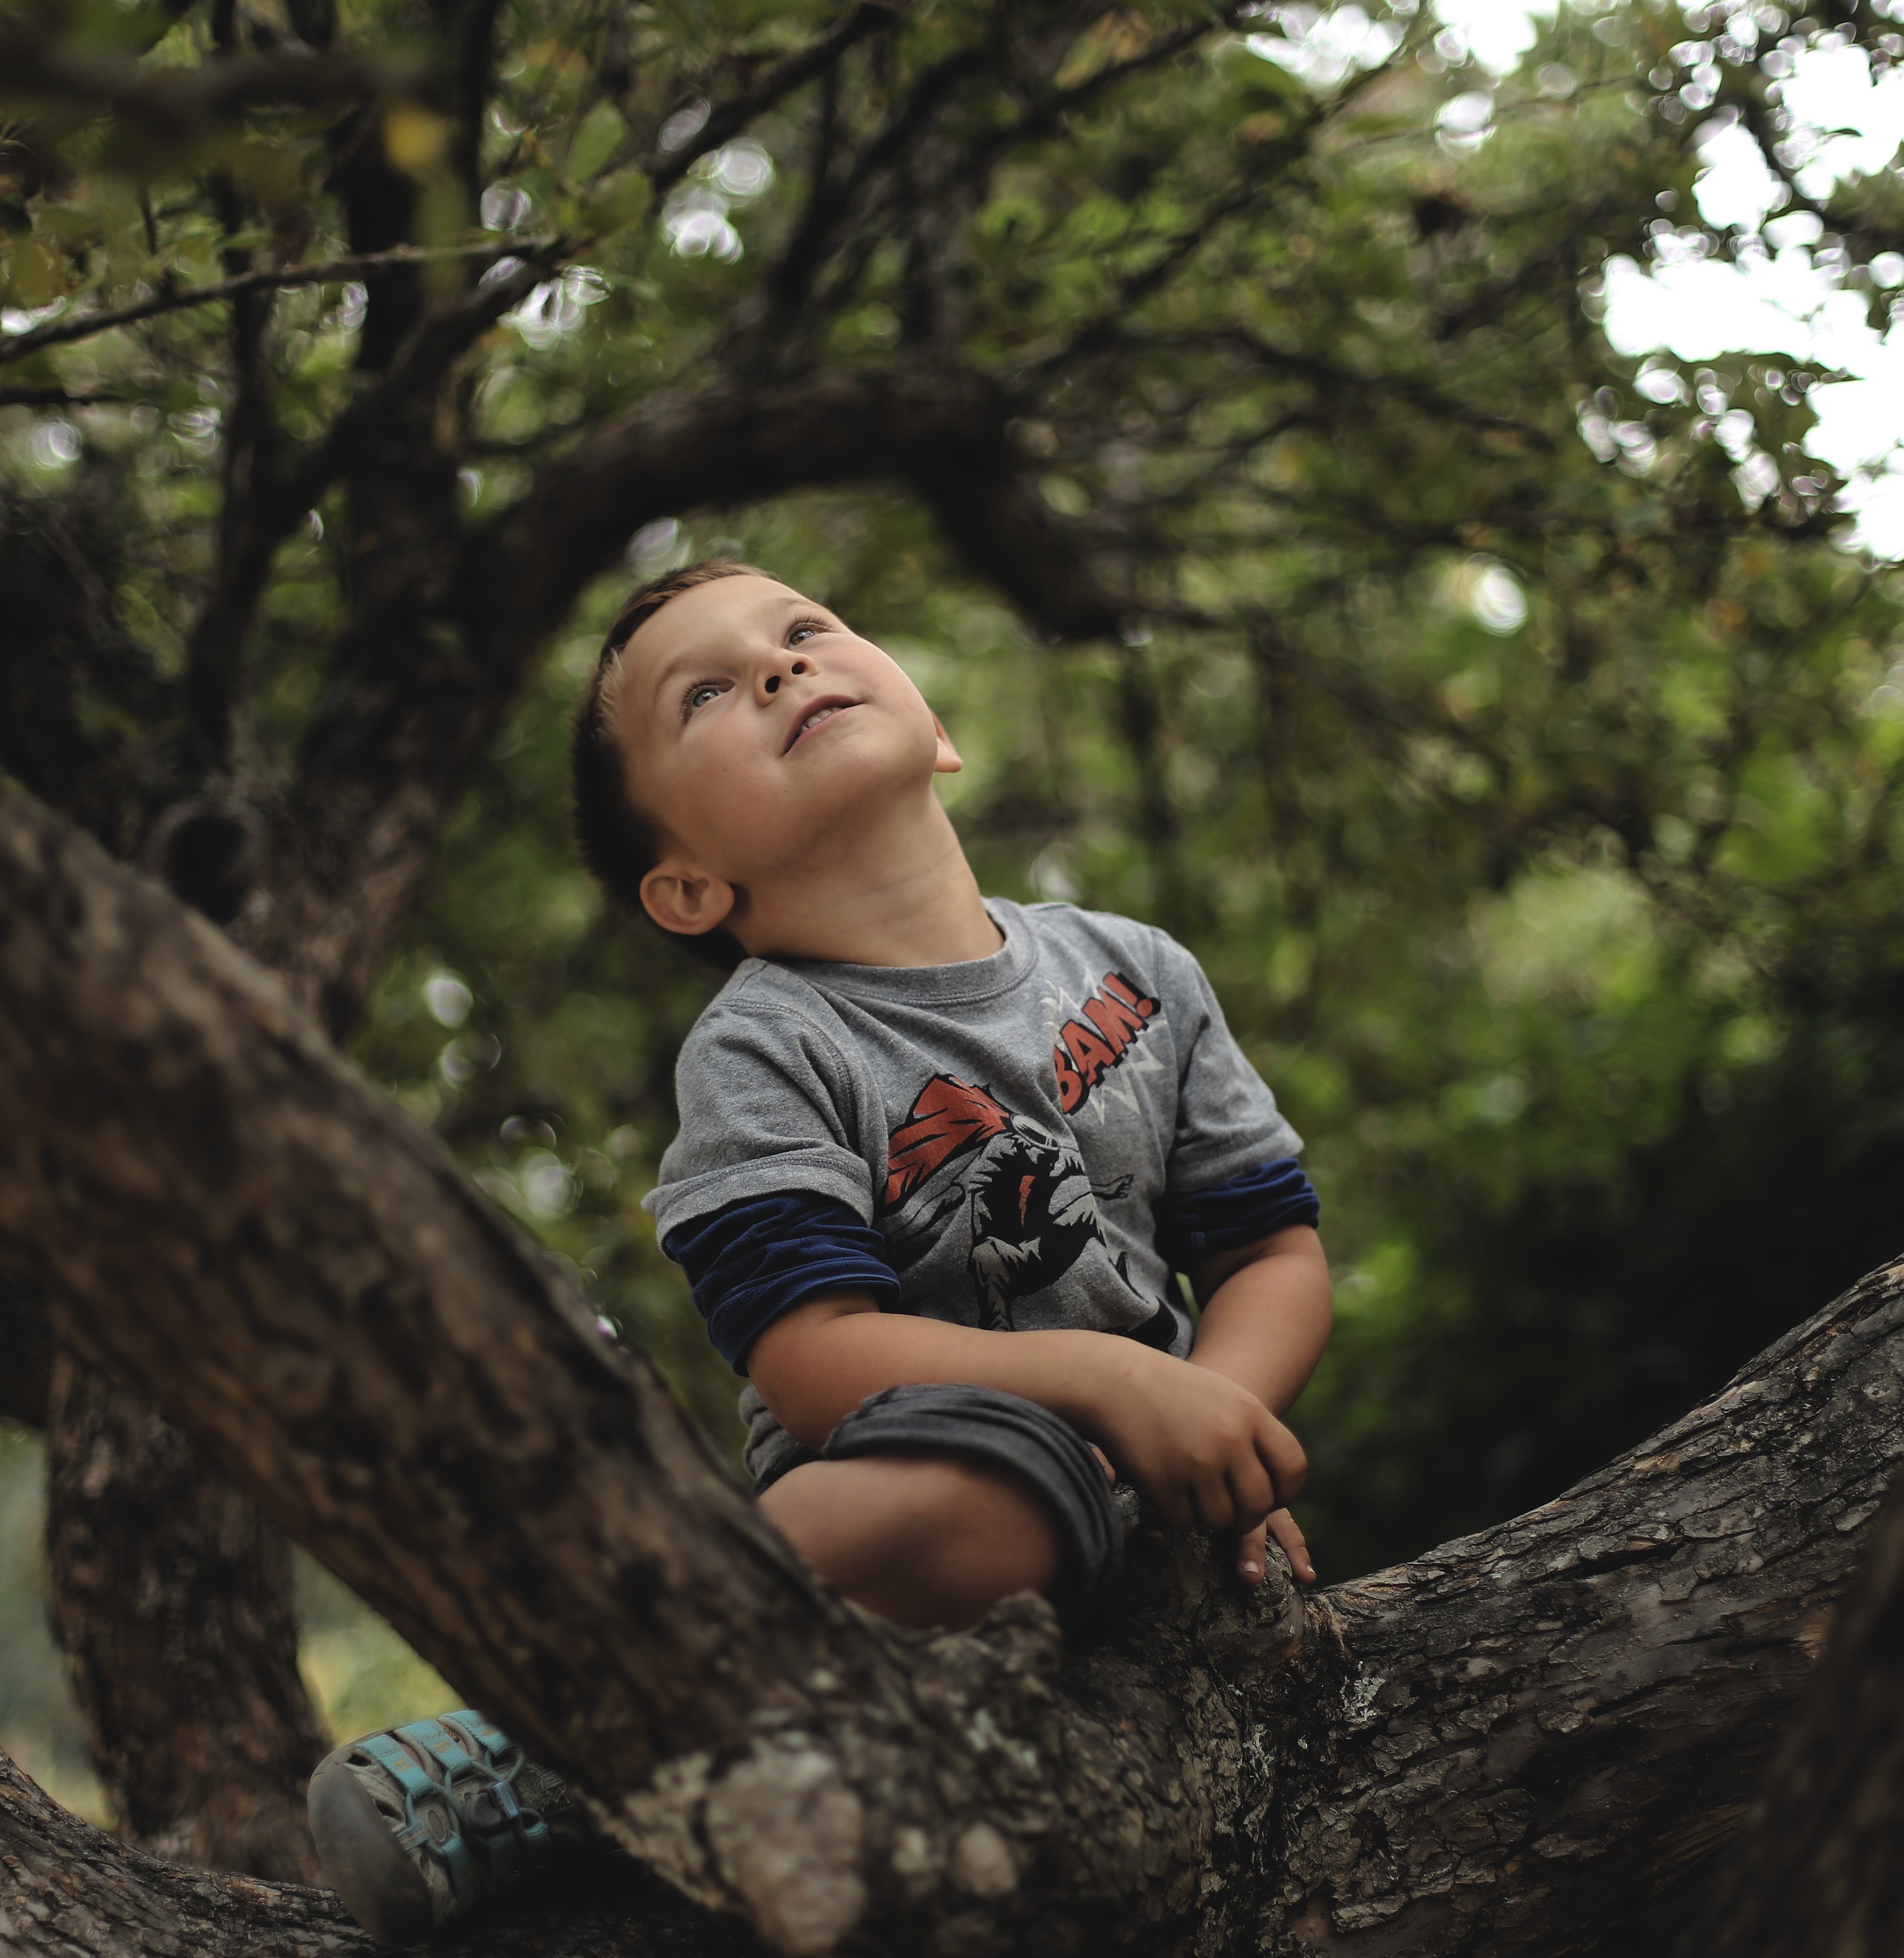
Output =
[{"x1": 612, "y1": 573, "x2": 960, "y2": 934}]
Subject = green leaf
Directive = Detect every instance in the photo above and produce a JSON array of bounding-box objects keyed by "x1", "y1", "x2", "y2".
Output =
[
  {"x1": 566, "y1": 100, "x2": 627, "y2": 186},
  {"x1": 580, "y1": 168, "x2": 652, "y2": 238}
]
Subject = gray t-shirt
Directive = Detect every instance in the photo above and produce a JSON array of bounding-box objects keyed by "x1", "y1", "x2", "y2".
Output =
[{"x1": 645, "y1": 900, "x2": 1303, "y2": 1471}]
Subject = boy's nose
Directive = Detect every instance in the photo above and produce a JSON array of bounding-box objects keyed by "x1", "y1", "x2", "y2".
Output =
[{"x1": 761, "y1": 660, "x2": 809, "y2": 697}]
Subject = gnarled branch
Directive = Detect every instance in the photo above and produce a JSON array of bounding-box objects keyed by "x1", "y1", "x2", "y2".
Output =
[{"x1": 1, "y1": 771, "x2": 1900, "y2": 1957}]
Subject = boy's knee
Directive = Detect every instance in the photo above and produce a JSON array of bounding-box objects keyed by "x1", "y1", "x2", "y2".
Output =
[
  {"x1": 759, "y1": 1452, "x2": 1060, "y2": 1631},
  {"x1": 762, "y1": 1451, "x2": 1057, "y2": 1556}
]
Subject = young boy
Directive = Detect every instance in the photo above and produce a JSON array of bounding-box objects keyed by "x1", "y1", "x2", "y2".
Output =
[{"x1": 307, "y1": 560, "x2": 1331, "y2": 1941}]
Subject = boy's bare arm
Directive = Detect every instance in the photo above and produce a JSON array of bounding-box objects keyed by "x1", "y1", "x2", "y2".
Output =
[
  {"x1": 1183, "y1": 1224, "x2": 1333, "y2": 1415},
  {"x1": 747, "y1": 1302, "x2": 1305, "y2": 1535},
  {"x1": 1183, "y1": 1223, "x2": 1333, "y2": 1584}
]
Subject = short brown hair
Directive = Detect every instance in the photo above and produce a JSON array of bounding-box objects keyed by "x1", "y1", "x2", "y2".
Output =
[{"x1": 570, "y1": 558, "x2": 764, "y2": 970}]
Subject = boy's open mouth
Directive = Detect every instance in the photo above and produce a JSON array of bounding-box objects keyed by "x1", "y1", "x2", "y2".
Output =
[{"x1": 784, "y1": 697, "x2": 858, "y2": 752}]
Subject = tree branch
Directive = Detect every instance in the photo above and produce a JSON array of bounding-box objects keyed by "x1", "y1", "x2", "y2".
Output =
[
  {"x1": 0, "y1": 1274, "x2": 52, "y2": 1426},
  {"x1": 42, "y1": 1355, "x2": 330, "y2": 1881},
  {"x1": 764, "y1": 39, "x2": 993, "y2": 318},
  {"x1": 2, "y1": 771, "x2": 1901, "y2": 1957},
  {"x1": 1700, "y1": 1458, "x2": 1904, "y2": 1956},
  {"x1": 1059, "y1": 323, "x2": 1557, "y2": 448},
  {"x1": 468, "y1": 362, "x2": 1125, "y2": 661},
  {"x1": 0, "y1": 35, "x2": 404, "y2": 139},
  {"x1": 644, "y1": 3, "x2": 903, "y2": 193},
  {"x1": 0, "y1": 240, "x2": 551, "y2": 366}
]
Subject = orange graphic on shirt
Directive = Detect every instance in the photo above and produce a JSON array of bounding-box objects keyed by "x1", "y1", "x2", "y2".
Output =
[
  {"x1": 1051, "y1": 970, "x2": 1158, "y2": 1114},
  {"x1": 882, "y1": 1073, "x2": 1014, "y2": 1212}
]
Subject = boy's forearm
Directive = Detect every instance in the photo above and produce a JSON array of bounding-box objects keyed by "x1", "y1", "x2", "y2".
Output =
[
  {"x1": 1186, "y1": 1227, "x2": 1333, "y2": 1415},
  {"x1": 748, "y1": 1300, "x2": 1151, "y2": 1449}
]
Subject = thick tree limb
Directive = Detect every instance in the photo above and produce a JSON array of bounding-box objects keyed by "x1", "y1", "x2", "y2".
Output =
[
  {"x1": 2, "y1": 772, "x2": 1902, "y2": 1956},
  {"x1": 0, "y1": 484, "x2": 185, "y2": 866},
  {"x1": 468, "y1": 362, "x2": 1125, "y2": 654},
  {"x1": 0, "y1": 1273, "x2": 52, "y2": 1426},
  {"x1": 1699, "y1": 1466, "x2": 1904, "y2": 1957},
  {"x1": 43, "y1": 1355, "x2": 329, "y2": 1883}
]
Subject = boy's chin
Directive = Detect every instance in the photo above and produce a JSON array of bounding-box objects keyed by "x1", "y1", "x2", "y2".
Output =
[{"x1": 787, "y1": 741, "x2": 938, "y2": 814}]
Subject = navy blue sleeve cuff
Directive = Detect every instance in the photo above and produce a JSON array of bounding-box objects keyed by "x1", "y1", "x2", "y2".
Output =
[
  {"x1": 662, "y1": 1191, "x2": 899, "y2": 1374},
  {"x1": 1154, "y1": 1157, "x2": 1320, "y2": 1271}
]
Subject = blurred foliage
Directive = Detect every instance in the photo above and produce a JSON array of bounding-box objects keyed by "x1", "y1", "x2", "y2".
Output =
[{"x1": 3, "y1": 0, "x2": 1904, "y2": 1621}]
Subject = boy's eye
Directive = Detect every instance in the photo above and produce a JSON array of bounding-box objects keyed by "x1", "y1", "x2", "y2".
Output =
[
  {"x1": 684, "y1": 681, "x2": 725, "y2": 715},
  {"x1": 787, "y1": 618, "x2": 830, "y2": 646}
]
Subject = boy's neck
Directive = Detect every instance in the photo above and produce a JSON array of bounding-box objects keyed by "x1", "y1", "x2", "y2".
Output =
[{"x1": 732, "y1": 799, "x2": 1003, "y2": 969}]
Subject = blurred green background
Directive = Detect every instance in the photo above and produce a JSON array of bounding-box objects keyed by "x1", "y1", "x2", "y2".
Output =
[{"x1": 6, "y1": 0, "x2": 1904, "y2": 1824}]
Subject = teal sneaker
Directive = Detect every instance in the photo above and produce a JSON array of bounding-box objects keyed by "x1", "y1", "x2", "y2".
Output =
[{"x1": 308, "y1": 1711, "x2": 583, "y2": 1944}]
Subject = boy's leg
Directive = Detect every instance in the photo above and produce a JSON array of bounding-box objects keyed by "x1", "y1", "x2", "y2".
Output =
[
  {"x1": 759, "y1": 1453, "x2": 1058, "y2": 1631},
  {"x1": 757, "y1": 1383, "x2": 1127, "y2": 1635}
]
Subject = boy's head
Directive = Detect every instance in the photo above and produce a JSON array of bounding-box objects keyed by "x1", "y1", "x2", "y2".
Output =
[{"x1": 572, "y1": 560, "x2": 961, "y2": 967}]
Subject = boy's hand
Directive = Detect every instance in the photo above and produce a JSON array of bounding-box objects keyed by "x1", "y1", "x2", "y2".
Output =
[
  {"x1": 1084, "y1": 1344, "x2": 1306, "y2": 1541},
  {"x1": 1237, "y1": 1508, "x2": 1317, "y2": 1587}
]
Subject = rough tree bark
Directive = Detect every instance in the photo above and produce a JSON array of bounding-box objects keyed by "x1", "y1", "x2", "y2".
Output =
[
  {"x1": 41, "y1": 1355, "x2": 329, "y2": 1883},
  {"x1": 1699, "y1": 1440, "x2": 1904, "y2": 1957},
  {"x1": 2, "y1": 774, "x2": 1901, "y2": 1958}
]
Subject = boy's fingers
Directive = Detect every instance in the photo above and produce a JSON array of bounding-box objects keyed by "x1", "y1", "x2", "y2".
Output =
[
  {"x1": 1254, "y1": 1409, "x2": 1308, "y2": 1505},
  {"x1": 1225, "y1": 1457, "x2": 1277, "y2": 1534},
  {"x1": 1147, "y1": 1480, "x2": 1195, "y2": 1533},
  {"x1": 1191, "y1": 1469, "x2": 1236, "y2": 1532},
  {"x1": 1236, "y1": 1517, "x2": 1269, "y2": 1586},
  {"x1": 1267, "y1": 1507, "x2": 1317, "y2": 1585}
]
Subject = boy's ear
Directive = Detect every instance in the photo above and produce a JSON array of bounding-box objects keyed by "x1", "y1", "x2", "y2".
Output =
[
  {"x1": 639, "y1": 857, "x2": 737, "y2": 938},
  {"x1": 931, "y1": 713, "x2": 963, "y2": 776}
]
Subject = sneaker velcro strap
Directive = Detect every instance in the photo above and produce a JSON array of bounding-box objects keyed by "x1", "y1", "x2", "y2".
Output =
[
  {"x1": 446, "y1": 1710, "x2": 520, "y2": 1769},
  {"x1": 354, "y1": 1732, "x2": 484, "y2": 1913},
  {"x1": 438, "y1": 1712, "x2": 553, "y2": 1864}
]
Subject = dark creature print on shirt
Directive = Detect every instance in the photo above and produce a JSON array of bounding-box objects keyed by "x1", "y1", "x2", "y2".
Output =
[{"x1": 880, "y1": 1071, "x2": 1146, "y2": 1333}]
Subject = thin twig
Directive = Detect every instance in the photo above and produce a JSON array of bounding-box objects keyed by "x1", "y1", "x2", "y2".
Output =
[
  {"x1": 0, "y1": 386, "x2": 142, "y2": 408},
  {"x1": 644, "y1": 1, "x2": 902, "y2": 192},
  {"x1": 0, "y1": 238, "x2": 556, "y2": 366}
]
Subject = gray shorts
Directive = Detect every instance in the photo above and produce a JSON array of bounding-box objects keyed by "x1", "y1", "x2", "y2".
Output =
[{"x1": 755, "y1": 1383, "x2": 1126, "y2": 1634}]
